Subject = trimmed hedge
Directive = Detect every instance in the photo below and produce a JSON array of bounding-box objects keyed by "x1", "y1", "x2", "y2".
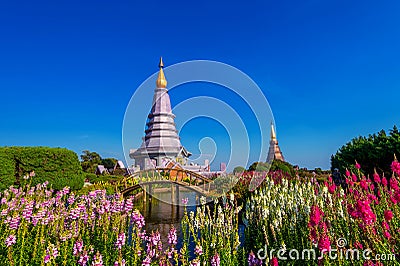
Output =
[
  {"x1": 0, "y1": 147, "x2": 84, "y2": 191},
  {"x1": 0, "y1": 148, "x2": 16, "y2": 191}
]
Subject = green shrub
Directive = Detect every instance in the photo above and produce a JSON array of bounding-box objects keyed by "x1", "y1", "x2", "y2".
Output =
[
  {"x1": 233, "y1": 166, "x2": 245, "y2": 174},
  {"x1": 84, "y1": 173, "x2": 97, "y2": 182},
  {"x1": 248, "y1": 160, "x2": 295, "y2": 176},
  {"x1": 331, "y1": 125, "x2": 400, "y2": 176},
  {"x1": 0, "y1": 146, "x2": 84, "y2": 191},
  {"x1": 0, "y1": 148, "x2": 16, "y2": 191},
  {"x1": 89, "y1": 175, "x2": 122, "y2": 184}
]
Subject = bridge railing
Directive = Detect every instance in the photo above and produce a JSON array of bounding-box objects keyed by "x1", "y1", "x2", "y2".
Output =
[{"x1": 117, "y1": 167, "x2": 215, "y2": 194}]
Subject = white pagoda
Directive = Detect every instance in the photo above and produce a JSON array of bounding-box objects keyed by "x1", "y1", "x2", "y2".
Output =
[{"x1": 130, "y1": 58, "x2": 191, "y2": 170}]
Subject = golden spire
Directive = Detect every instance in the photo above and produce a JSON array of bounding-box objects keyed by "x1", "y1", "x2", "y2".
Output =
[
  {"x1": 156, "y1": 57, "x2": 167, "y2": 88},
  {"x1": 270, "y1": 122, "x2": 277, "y2": 141}
]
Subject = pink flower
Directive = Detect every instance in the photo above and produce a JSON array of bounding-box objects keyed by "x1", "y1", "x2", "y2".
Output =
[
  {"x1": 168, "y1": 227, "x2": 177, "y2": 245},
  {"x1": 345, "y1": 169, "x2": 351, "y2": 177},
  {"x1": 382, "y1": 177, "x2": 388, "y2": 186},
  {"x1": 354, "y1": 241, "x2": 363, "y2": 249},
  {"x1": 318, "y1": 235, "x2": 331, "y2": 251},
  {"x1": 78, "y1": 252, "x2": 89, "y2": 266},
  {"x1": 390, "y1": 177, "x2": 399, "y2": 191},
  {"x1": 355, "y1": 161, "x2": 361, "y2": 169},
  {"x1": 5, "y1": 234, "x2": 16, "y2": 247},
  {"x1": 211, "y1": 253, "x2": 220, "y2": 266},
  {"x1": 383, "y1": 231, "x2": 391, "y2": 239},
  {"x1": 360, "y1": 179, "x2": 368, "y2": 190},
  {"x1": 270, "y1": 257, "x2": 279, "y2": 266},
  {"x1": 131, "y1": 211, "x2": 145, "y2": 229},
  {"x1": 373, "y1": 173, "x2": 381, "y2": 183},
  {"x1": 73, "y1": 240, "x2": 83, "y2": 256},
  {"x1": 382, "y1": 221, "x2": 390, "y2": 230},
  {"x1": 370, "y1": 183, "x2": 375, "y2": 191},
  {"x1": 348, "y1": 199, "x2": 376, "y2": 226},
  {"x1": 181, "y1": 198, "x2": 189, "y2": 205},
  {"x1": 115, "y1": 233, "x2": 126, "y2": 250},
  {"x1": 391, "y1": 160, "x2": 400, "y2": 175},
  {"x1": 328, "y1": 184, "x2": 336, "y2": 194},
  {"x1": 195, "y1": 245, "x2": 203, "y2": 255},
  {"x1": 44, "y1": 254, "x2": 51, "y2": 264},
  {"x1": 308, "y1": 205, "x2": 324, "y2": 227},
  {"x1": 92, "y1": 252, "x2": 103, "y2": 266},
  {"x1": 384, "y1": 210, "x2": 393, "y2": 221}
]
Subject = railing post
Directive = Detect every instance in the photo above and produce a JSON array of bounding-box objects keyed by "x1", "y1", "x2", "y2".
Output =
[
  {"x1": 143, "y1": 186, "x2": 147, "y2": 202},
  {"x1": 175, "y1": 184, "x2": 180, "y2": 205},
  {"x1": 148, "y1": 184, "x2": 153, "y2": 201},
  {"x1": 171, "y1": 183, "x2": 175, "y2": 205}
]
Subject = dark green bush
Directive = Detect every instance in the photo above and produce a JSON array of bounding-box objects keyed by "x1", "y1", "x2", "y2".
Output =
[
  {"x1": 0, "y1": 147, "x2": 84, "y2": 191},
  {"x1": 0, "y1": 148, "x2": 16, "y2": 191},
  {"x1": 233, "y1": 166, "x2": 246, "y2": 174},
  {"x1": 269, "y1": 159, "x2": 295, "y2": 176},
  {"x1": 331, "y1": 126, "x2": 400, "y2": 176},
  {"x1": 248, "y1": 160, "x2": 295, "y2": 176}
]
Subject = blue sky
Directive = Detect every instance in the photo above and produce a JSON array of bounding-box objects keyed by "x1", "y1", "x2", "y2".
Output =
[{"x1": 1, "y1": 0, "x2": 399, "y2": 169}]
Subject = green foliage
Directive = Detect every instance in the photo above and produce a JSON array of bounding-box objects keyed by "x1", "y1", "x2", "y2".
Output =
[
  {"x1": 101, "y1": 158, "x2": 117, "y2": 169},
  {"x1": 0, "y1": 146, "x2": 84, "y2": 191},
  {"x1": 77, "y1": 182, "x2": 116, "y2": 195},
  {"x1": 269, "y1": 159, "x2": 295, "y2": 176},
  {"x1": 89, "y1": 175, "x2": 122, "y2": 184},
  {"x1": 331, "y1": 125, "x2": 400, "y2": 176},
  {"x1": 84, "y1": 173, "x2": 97, "y2": 182},
  {"x1": 233, "y1": 166, "x2": 245, "y2": 174},
  {"x1": 80, "y1": 150, "x2": 102, "y2": 173},
  {"x1": 248, "y1": 161, "x2": 269, "y2": 172},
  {"x1": 0, "y1": 148, "x2": 16, "y2": 191},
  {"x1": 248, "y1": 159, "x2": 295, "y2": 175}
]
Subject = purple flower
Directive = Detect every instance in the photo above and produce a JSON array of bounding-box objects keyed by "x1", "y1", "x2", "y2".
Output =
[
  {"x1": 142, "y1": 256, "x2": 151, "y2": 266},
  {"x1": 73, "y1": 240, "x2": 83, "y2": 256},
  {"x1": 211, "y1": 252, "x2": 220, "y2": 266},
  {"x1": 115, "y1": 233, "x2": 126, "y2": 250},
  {"x1": 194, "y1": 245, "x2": 203, "y2": 255},
  {"x1": 52, "y1": 246, "x2": 59, "y2": 258},
  {"x1": 150, "y1": 231, "x2": 161, "y2": 246},
  {"x1": 248, "y1": 251, "x2": 262, "y2": 266},
  {"x1": 181, "y1": 198, "x2": 189, "y2": 205},
  {"x1": 44, "y1": 254, "x2": 51, "y2": 264},
  {"x1": 78, "y1": 252, "x2": 89, "y2": 266},
  {"x1": 131, "y1": 211, "x2": 145, "y2": 229},
  {"x1": 5, "y1": 234, "x2": 16, "y2": 247},
  {"x1": 168, "y1": 227, "x2": 177, "y2": 245},
  {"x1": 190, "y1": 259, "x2": 200, "y2": 266},
  {"x1": 92, "y1": 252, "x2": 103, "y2": 266},
  {"x1": 9, "y1": 215, "x2": 20, "y2": 230},
  {"x1": 114, "y1": 260, "x2": 126, "y2": 266}
]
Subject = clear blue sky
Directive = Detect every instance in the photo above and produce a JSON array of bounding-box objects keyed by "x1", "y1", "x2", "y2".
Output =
[{"x1": 1, "y1": 0, "x2": 399, "y2": 170}]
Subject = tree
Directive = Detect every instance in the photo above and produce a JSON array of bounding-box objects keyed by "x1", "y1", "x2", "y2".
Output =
[
  {"x1": 233, "y1": 166, "x2": 246, "y2": 174},
  {"x1": 102, "y1": 158, "x2": 117, "y2": 169},
  {"x1": 80, "y1": 150, "x2": 102, "y2": 173},
  {"x1": 331, "y1": 125, "x2": 400, "y2": 177},
  {"x1": 247, "y1": 160, "x2": 295, "y2": 175}
]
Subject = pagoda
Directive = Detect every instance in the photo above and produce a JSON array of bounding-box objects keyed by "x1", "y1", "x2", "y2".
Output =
[
  {"x1": 130, "y1": 58, "x2": 191, "y2": 170},
  {"x1": 266, "y1": 123, "x2": 284, "y2": 162}
]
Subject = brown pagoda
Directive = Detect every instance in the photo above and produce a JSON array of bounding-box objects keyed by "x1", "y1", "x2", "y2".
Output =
[{"x1": 266, "y1": 123, "x2": 284, "y2": 162}]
